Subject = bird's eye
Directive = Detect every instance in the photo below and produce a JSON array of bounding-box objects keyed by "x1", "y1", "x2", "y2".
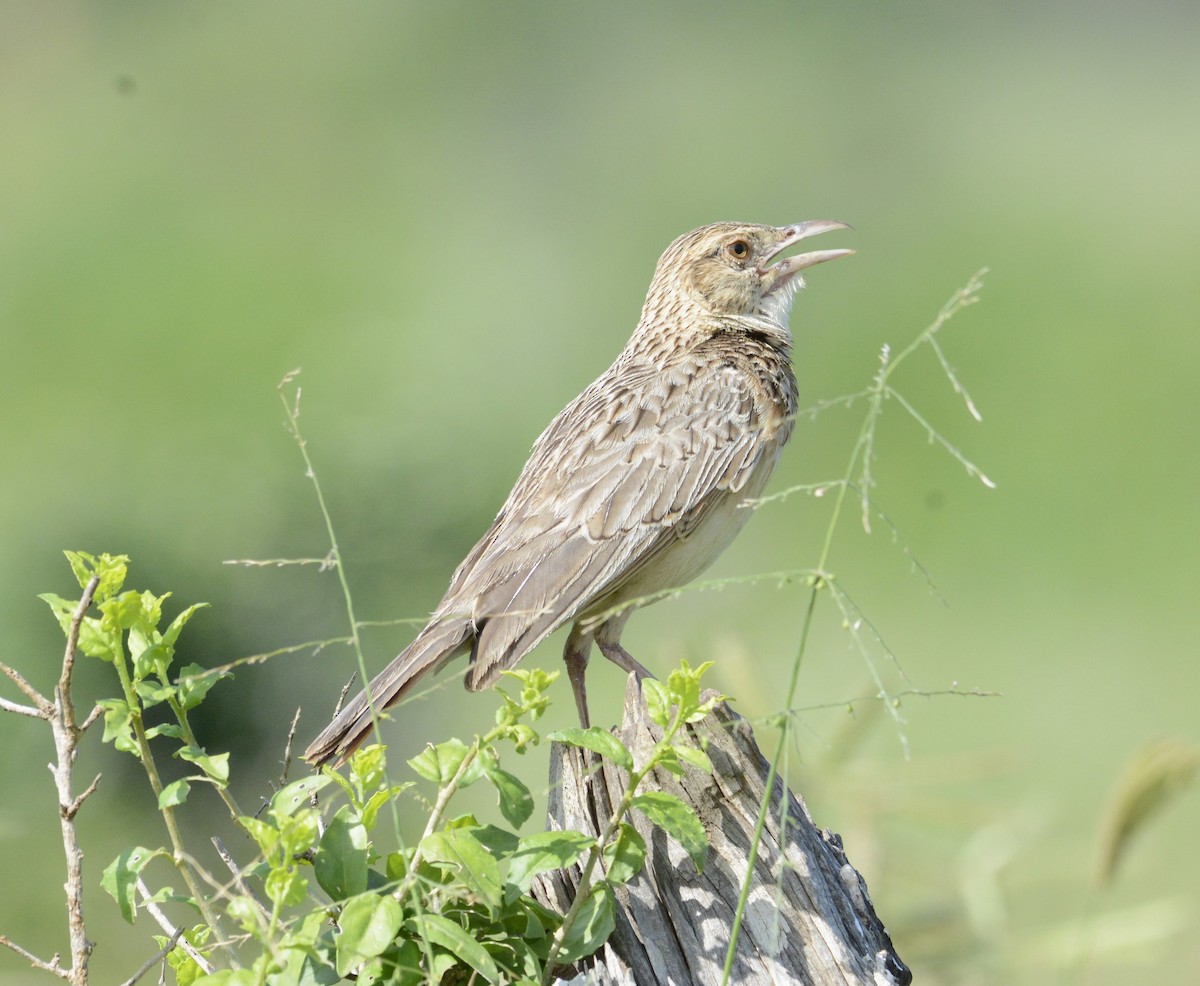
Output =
[{"x1": 725, "y1": 239, "x2": 751, "y2": 260}]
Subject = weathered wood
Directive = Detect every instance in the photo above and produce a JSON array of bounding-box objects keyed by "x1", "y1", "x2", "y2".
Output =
[{"x1": 534, "y1": 676, "x2": 910, "y2": 986}]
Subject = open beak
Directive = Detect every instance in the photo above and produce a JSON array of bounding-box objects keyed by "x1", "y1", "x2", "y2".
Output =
[{"x1": 761, "y1": 220, "x2": 854, "y2": 294}]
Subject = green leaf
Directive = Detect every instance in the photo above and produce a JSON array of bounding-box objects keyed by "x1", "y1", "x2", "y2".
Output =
[
  {"x1": 239, "y1": 816, "x2": 280, "y2": 856},
  {"x1": 264, "y1": 946, "x2": 340, "y2": 986},
  {"x1": 165, "y1": 925, "x2": 213, "y2": 986},
  {"x1": 419, "y1": 829, "x2": 503, "y2": 913},
  {"x1": 63, "y1": 550, "x2": 128, "y2": 600},
  {"x1": 269, "y1": 911, "x2": 339, "y2": 986},
  {"x1": 271, "y1": 774, "x2": 333, "y2": 817},
  {"x1": 41, "y1": 593, "x2": 115, "y2": 659},
  {"x1": 163, "y1": 603, "x2": 209, "y2": 649},
  {"x1": 335, "y1": 893, "x2": 403, "y2": 977},
  {"x1": 602, "y1": 822, "x2": 646, "y2": 886},
  {"x1": 666, "y1": 658, "x2": 707, "y2": 711},
  {"x1": 666, "y1": 659, "x2": 721, "y2": 723},
  {"x1": 101, "y1": 846, "x2": 164, "y2": 922},
  {"x1": 265, "y1": 867, "x2": 308, "y2": 907},
  {"x1": 405, "y1": 913, "x2": 502, "y2": 984},
  {"x1": 500, "y1": 666, "x2": 558, "y2": 720},
  {"x1": 135, "y1": 678, "x2": 174, "y2": 707},
  {"x1": 177, "y1": 663, "x2": 230, "y2": 711},
  {"x1": 545, "y1": 726, "x2": 633, "y2": 770},
  {"x1": 384, "y1": 850, "x2": 409, "y2": 883},
  {"x1": 314, "y1": 806, "x2": 369, "y2": 901},
  {"x1": 158, "y1": 778, "x2": 191, "y2": 808},
  {"x1": 133, "y1": 640, "x2": 172, "y2": 682},
  {"x1": 652, "y1": 747, "x2": 685, "y2": 777},
  {"x1": 102, "y1": 589, "x2": 161, "y2": 634},
  {"x1": 468, "y1": 824, "x2": 520, "y2": 859},
  {"x1": 631, "y1": 791, "x2": 708, "y2": 872},
  {"x1": 425, "y1": 948, "x2": 458, "y2": 985},
  {"x1": 673, "y1": 741, "x2": 714, "y2": 774},
  {"x1": 347, "y1": 744, "x2": 387, "y2": 799},
  {"x1": 177, "y1": 746, "x2": 230, "y2": 785},
  {"x1": 96, "y1": 698, "x2": 138, "y2": 755},
  {"x1": 226, "y1": 895, "x2": 263, "y2": 934},
  {"x1": 65, "y1": 550, "x2": 97, "y2": 591},
  {"x1": 554, "y1": 882, "x2": 615, "y2": 964},
  {"x1": 484, "y1": 938, "x2": 542, "y2": 983},
  {"x1": 360, "y1": 783, "x2": 412, "y2": 830},
  {"x1": 642, "y1": 677, "x2": 671, "y2": 727},
  {"x1": 38, "y1": 592, "x2": 79, "y2": 632},
  {"x1": 505, "y1": 830, "x2": 594, "y2": 902},
  {"x1": 407, "y1": 738, "x2": 483, "y2": 786},
  {"x1": 485, "y1": 765, "x2": 534, "y2": 827},
  {"x1": 146, "y1": 723, "x2": 184, "y2": 740},
  {"x1": 274, "y1": 809, "x2": 319, "y2": 858},
  {"x1": 502, "y1": 722, "x2": 538, "y2": 753}
]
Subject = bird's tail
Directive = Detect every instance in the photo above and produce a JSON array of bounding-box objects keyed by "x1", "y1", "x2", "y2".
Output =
[{"x1": 303, "y1": 618, "x2": 472, "y2": 766}]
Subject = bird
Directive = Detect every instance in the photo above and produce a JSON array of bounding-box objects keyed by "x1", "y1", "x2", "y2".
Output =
[{"x1": 304, "y1": 220, "x2": 852, "y2": 765}]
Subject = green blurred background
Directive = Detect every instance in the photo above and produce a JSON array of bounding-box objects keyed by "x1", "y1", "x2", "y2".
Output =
[{"x1": 2, "y1": 2, "x2": 1197, "y2": 983}]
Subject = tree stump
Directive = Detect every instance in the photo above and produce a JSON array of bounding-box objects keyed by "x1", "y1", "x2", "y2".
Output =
[{"x1": 533, "y1": 677, "x2": 911, "y2": 986}]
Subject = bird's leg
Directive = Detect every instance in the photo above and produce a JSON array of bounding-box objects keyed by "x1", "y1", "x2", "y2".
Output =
[
  {"x1": 595, "y1": 615, "x2": 654, "y2": 680},
  {"x1": 563, "y1": 624, "x2": 593, "y2": 728}
]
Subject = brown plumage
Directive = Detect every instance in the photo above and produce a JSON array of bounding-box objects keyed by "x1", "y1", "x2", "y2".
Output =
[{"x1": 304, "y1": 220, "x2": 852, "y2": 765}]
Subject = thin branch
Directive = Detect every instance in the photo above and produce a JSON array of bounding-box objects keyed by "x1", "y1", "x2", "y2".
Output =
[
  {"x1": 135, "y1": 879, "x2": 214, "y2": 975},
  {"x1": 194, "y1": 636, "x2": 355, "y2": 678},
  {"x1": 117, "y1": 927, "x2": 182, "y2": 986},
  {"x1": 280, "y1": 706, "x2": 302, "y2": 787},
  {"x1": 353, "y1": 616, "x2": 432, "y2": 629},
  {"x1": 63, "y1": 773, "x2": 102, "y2": 821},
  {"x1": 781, "y1": 685, "x2": 1003, "y2": 719},
  {"x1": 57, "y1": 575, "x2": 101, "y2": 728},
  {"x1": 0, "y1": 658, "x2": 51, "y2": 714},
  {"x1": 0, "y1": 694, "x2": 45, "y2": 718},
  {"x1": 222, "y1": 557, "x2": 330, "y2": 568},
  {"x1": 79, "y1": 705, "x2": 103, "y2": 732},
  {"x1": 0, "y1": 934, "x2": 69, "y2": 980},
  {"x1": 741, "y1": 479, "x2": 850, "y2": 509},
  {"x1": 333, "y1": 674, "x2": 357, "y2": 718},
  {"x1": 212, "y1": 837, "x2": 269, "y2": 920},
  {"x1": 47, "y1": 575, "x2": 103, "y2": 985}
]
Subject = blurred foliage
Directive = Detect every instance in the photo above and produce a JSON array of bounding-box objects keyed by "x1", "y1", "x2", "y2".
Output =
[
  {"x1": 1096, "y1": 737, "x2": 1198, "y2": 888},
  {"x1": 2, "y1": 2, "x2": 1198, "y2": 984}
]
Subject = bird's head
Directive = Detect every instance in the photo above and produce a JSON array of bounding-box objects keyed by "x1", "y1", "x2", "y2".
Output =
[{"x1": 639, "y1": 221, "x2": 853, "y2": 346}]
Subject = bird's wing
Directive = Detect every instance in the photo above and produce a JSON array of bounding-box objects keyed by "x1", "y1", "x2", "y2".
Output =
[{"x1": 438, "y1": 350, "x2": 782, "y2": 688}]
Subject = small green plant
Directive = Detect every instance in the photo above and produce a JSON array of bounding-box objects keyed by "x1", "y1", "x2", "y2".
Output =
[{"x1": 6, "y1": 550, "x2": 721, "y2": 985}]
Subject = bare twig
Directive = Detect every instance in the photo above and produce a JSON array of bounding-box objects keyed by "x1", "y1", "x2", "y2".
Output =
[
  {"x1": 1, "y1": 658, "x2": 52, "y2": 714},
  {"x1": 0, "y1": 693, "x2": 45, "y2": 718},
  {"x1": 211, "y1": 837, "x2": 268, "y2": 919},
  {"x1": 57, "y1": 575, "x2": 100, "y2": 728},
  {"x1": 1, "y1": 576, "x2": 104, "y2": 984},
  {"x1": 333, "y1": 674, "x2": 357, "y2": 718},
  {"x1": 64, "y1": 774, "x2": 103, "y2": 821},
  {"x1": 80, "y1": 705, "x2": 103, "y2": 733},
  {"x1": 280, "y1": 706, "x2": 302, "y2": 788},
  {"x1": 52, "y1": 576, "x2": 101, "y2": 984},
  {"x1": 222, "y1": 557, "x2": 330, "y2": 568},
  {"x1": 0, "y1": 933, "x2": 69, "y2": 980},
  {"x1": 117, "y1": 927, "x2": 182, "y2": 986},
  {"x1": 135, "y1": 879, "x2": 214, "y2": 975}
]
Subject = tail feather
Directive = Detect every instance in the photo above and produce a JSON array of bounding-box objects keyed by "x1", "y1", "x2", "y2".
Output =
[{"x1": 303, "y1": 618, "x2": 472, "y2": 766}]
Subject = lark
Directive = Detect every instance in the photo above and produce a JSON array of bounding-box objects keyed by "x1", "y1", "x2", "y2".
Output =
[{"x1": 305, "y1": 221, "x2": 852, "y2": 765}]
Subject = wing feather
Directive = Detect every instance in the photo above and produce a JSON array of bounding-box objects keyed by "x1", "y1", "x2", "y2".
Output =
[{"x1": 430, "y1": 349, "x2": 782, "y2": 689}]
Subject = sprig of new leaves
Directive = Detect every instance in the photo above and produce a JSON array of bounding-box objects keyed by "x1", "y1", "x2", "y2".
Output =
[
  {"x1": 42, "y1": 551, "x2": 234, "y2": 948},
  {"x1": 42, "y1": 552, "x2": 722, "y2": 984}
]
